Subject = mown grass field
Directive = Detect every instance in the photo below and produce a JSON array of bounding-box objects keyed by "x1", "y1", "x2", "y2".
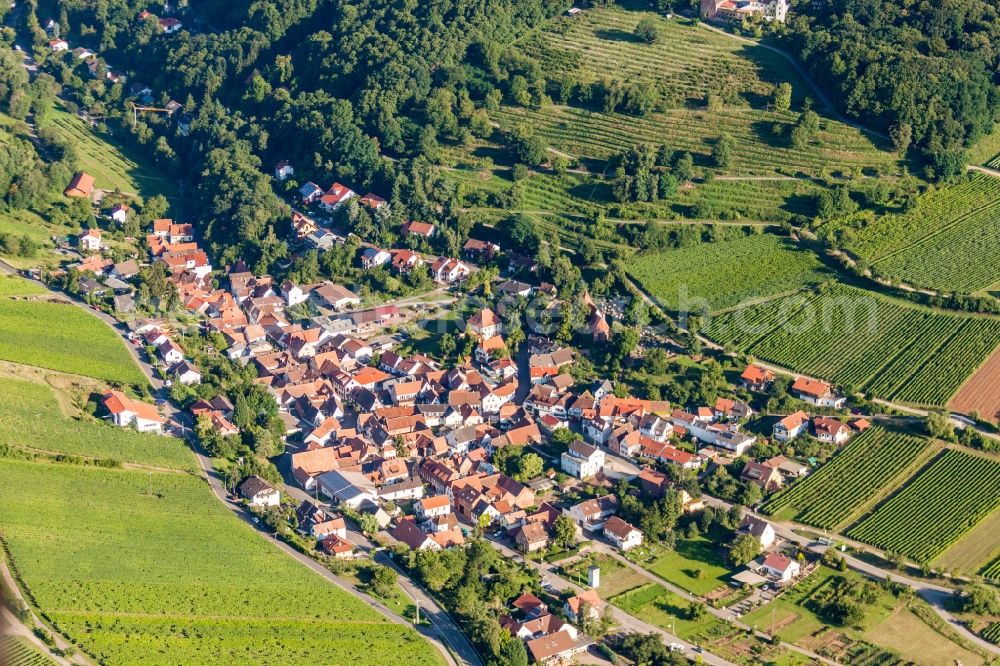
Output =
[
  {"x1": 706, "y1": 284, "x2": 1000, "y2": 406},
  {"x1": 0, "y1": 376, "x2": 195, "y2": 470},
  {"x1": 848, "y1": 173, "x2": 1000, "y2": 293},
  {"x1": 0, "y1": 276, "x2": 146, "y2": 385},
  {"x1": 763, "y1": 427, "x2": 934, "y2": 530},
  {"x1": 848, "y1": 450, "x2": 1000, "y2": 562},
  {"x1": 43, "y1": 106, "x2": 178, "y2": 200},
  {"x1": 626, "y1": 233, "x2": 830, "y2": 313},
  {"x1": 624, "y1": 526, "x2": 733, "y2": 596},
  {"x1": 0, "y1": 458, "x2": 443, "y2": 666}
]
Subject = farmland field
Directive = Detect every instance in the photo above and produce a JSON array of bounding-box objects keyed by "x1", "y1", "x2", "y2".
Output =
[
  {"x1": 949, "y1": 346, "x2": 1000, "y2": 422},
  {"x1": 706, "y1": 284, "x2": 1000, "y2": 406},
  {"x1": 0, "y1": 458, "x2": 442, "y2": 666},
  {"x1": 763, "y1": 428, "x2": 933, "y2": 530},
  {"x1": 43, "y1": 106, "x2": 179, "y2": 200},
  {"x1": 0, "y1": 636, "x2": 57, "y2": 666},
  {"x1": 626, "y1": 233, "x2": 830, "y2": 313},
  {"x1": 848, "y1": 174, "x2": 1000, "y2": 293},
  {"x1": 0, "y1": 375, "x2": 195, "y2": 470},
  {"x1": 0, "y1": 276, "x2": 146, "y2": 385},
  {"x1": 847, "y1": 450, "x2": 1000, "y2": 562}
]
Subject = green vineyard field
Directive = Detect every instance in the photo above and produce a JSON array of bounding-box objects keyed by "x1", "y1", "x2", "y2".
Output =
[
  {"x1": 849, "y1": 173, "x2": 1000, "y2": 293},
  {"x1": 0, "y1": 637, "x2": 57, "y2": 666},
  {"x1": 847, "y1": 450, "x2": 1000, "y2": 562},
  {"x1": 626, "y1": 233, "x2": 830, "y2": 313},
  {"x1": 762, "y1": 427, "x2": 932, "y2": 530},
  {"x1": 0, "y1": 459, "x2": 443, "y2": 666},
  {"x1": 705, "y1": 285, "x2": 1000, "y2": 406}
]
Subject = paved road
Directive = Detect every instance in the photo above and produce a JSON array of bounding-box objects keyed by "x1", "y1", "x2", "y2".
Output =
[
  {"x1": 590, "y1": 542, "x2": 839, "y2": 665},
  {"x1": 482, "y1": 535, "x2": 737, "y2": 665},
  {"x1": 701, "y1": 498, "x2": 1000, "y2": 656}
]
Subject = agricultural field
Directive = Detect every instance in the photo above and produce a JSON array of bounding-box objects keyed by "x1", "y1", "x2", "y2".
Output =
[
  {"x1": 0, "y1": 458, "x2": 443, "y2": 666},
  {"x1": 949, "y1": 346, "x2": 1000, "y2": 423},
  {"x1": 625, "y1": 232, "x2": 830, "y2": 313},
  {"x1": 706, "y1": 284, "x2": 1000, "y2": 407},
  {"x1": 848, "y1": 450, "x2": 1000, "y2": 562},
  {"x1": 0, "y1": 276, "x2": 146, "y2": 385},
  {"x1": 520, "y1": 7, "x2": 803, "y2": 109},
  {"x1": 42, "y1": 106, "x2": 179, "y2": 200},
  {"x1": 494, "y1": 104, "x2": 900, "y2": 179},
  {"x1": 0, "y1": 375, "x2": 195, "y2": 470},
  {"x1": 933, "y1": 508, "x2": 1000, "y2": 575},
  {"x1": 0, "y1": 636, "x2": 57, "y2": 666},
  {"x1": 763, "y1": 427, "x2": 933, "y2": 530},
  {"x1": 742, "y1": 567, "x2": 984, "y2": 665},
  {"x1": 847, "y1": 174, "x2": 1000, "y2": 293},
  {"x1": 982, "y1": 555, "x2": 1000, "y2": 581}
]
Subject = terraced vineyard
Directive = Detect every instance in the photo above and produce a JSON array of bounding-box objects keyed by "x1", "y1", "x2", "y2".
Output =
[
  {"x1": 0, "y1": 637, "x2": 57, "y2": 666},
  {"x1": 849, "y1": 173, "x2": 1000, "y2": 293},
  {"x1": 763, "y1": 428, "x2": 932, "y2": 530},
  {"x1": 520, "y1": 8, "x2": 799, "y2": 108},
  {"x1": 848, "y1": 450, "x2": 1000, "y2": 562},
  {"x1": 495, "y1": 105, "x2": 900, "y2": 178},
  {"x1": 706, "y1": 285, "x2": 1000, "y2": 406},
  {"x1": 626, "y1": 233, "x2": 830, "y2": 313}
]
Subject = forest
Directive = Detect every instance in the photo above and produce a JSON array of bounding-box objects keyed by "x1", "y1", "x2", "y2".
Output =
[
  {"x1": 7, "y1": 0, "x2": 1000, "y2": 273},
  {"x1": 783, "y1": 0, "x2": 1000, "y2": 178}
]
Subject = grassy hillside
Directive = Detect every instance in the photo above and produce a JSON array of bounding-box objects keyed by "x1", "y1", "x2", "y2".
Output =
[
  {"x1": 0, "y1": 376, "x2": 194, "y2": 470},
  {"x1": 0, "y1": 458, "x2": 442, "y2": 666},
  {"x1": 0, "y1": 276, "x2": 146, "y2": 385},
  {"x1": 42, "y1": 106, "x2": 179, "y2": 200}
]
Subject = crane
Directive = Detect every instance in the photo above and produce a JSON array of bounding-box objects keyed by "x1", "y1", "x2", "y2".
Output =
[{"x1": 128, "y1": 101, "x2": 170, "y2": 127}]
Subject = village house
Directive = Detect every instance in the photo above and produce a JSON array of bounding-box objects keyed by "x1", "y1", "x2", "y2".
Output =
[
  {"x1": 274, "y1": 160, "x2": 294, "y2": 181},
  {"x1": 813, "y1": 416, "x2": 851, "y2": 444},
  {"x1": 361, "y1": 247, "x2": 392, "y2": 270},
  {"x1": 79, "y1": 228, "x2": 102, "y2": 252},
  {"x1": 319, "y1": 183, "x2": 356, "y2": 211},
  {"x1": 513, "y1": 521, "x2": 549, "y2": 553},
  {"x1": 740, "y1": 364, "x2": 775, "y2": 392},
  {"x1": 312, "y1": 283, "x2": 361, "y2": 311},
  {"x1": 63, "y1": 171, "x2": 94, "y2": 199},
  {"x1": 565, "y1": 494, "x2": 617, "y2": 532},
  {"x1": 102, "y1": 390, "x2": 166, "y2": 433},
  {"x1": 740, "y1": 460, "x2": 783, "y2": 493},
  {"x1": 792, "y1": 377, "x2": 846, "y2": 408},
  {"x1": 239, "y1": 475, "x2": 280, "y2": 508},
  {"x1": 466, "y1": 308, "x2": 502, "y2": 339},
  {"x1": 603, "y1": 516, "x2": 643, "y2": 551},
  {"x1": 773, "y1": 411, "x2": 809, "y2": 442},
  {"x1": 401, "y1": 221, "x2": 437, "y2": 238},
  {"x1": 560, "y1": 440, "x2": 605, "y2": 479},
  {"x1": 738, "y1": 515, "x2": 777, "y2": 549},
  {"x1": 759, "y1": 552, "x2": 800, "y2": 582},
  {"x1": 563, "y1": 589, "x2": 603, "y2": 624}
]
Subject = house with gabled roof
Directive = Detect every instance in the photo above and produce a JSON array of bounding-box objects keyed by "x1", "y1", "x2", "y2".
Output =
[{"x1": 773, "y1": 411, "x2": 809, "y2": 442}]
